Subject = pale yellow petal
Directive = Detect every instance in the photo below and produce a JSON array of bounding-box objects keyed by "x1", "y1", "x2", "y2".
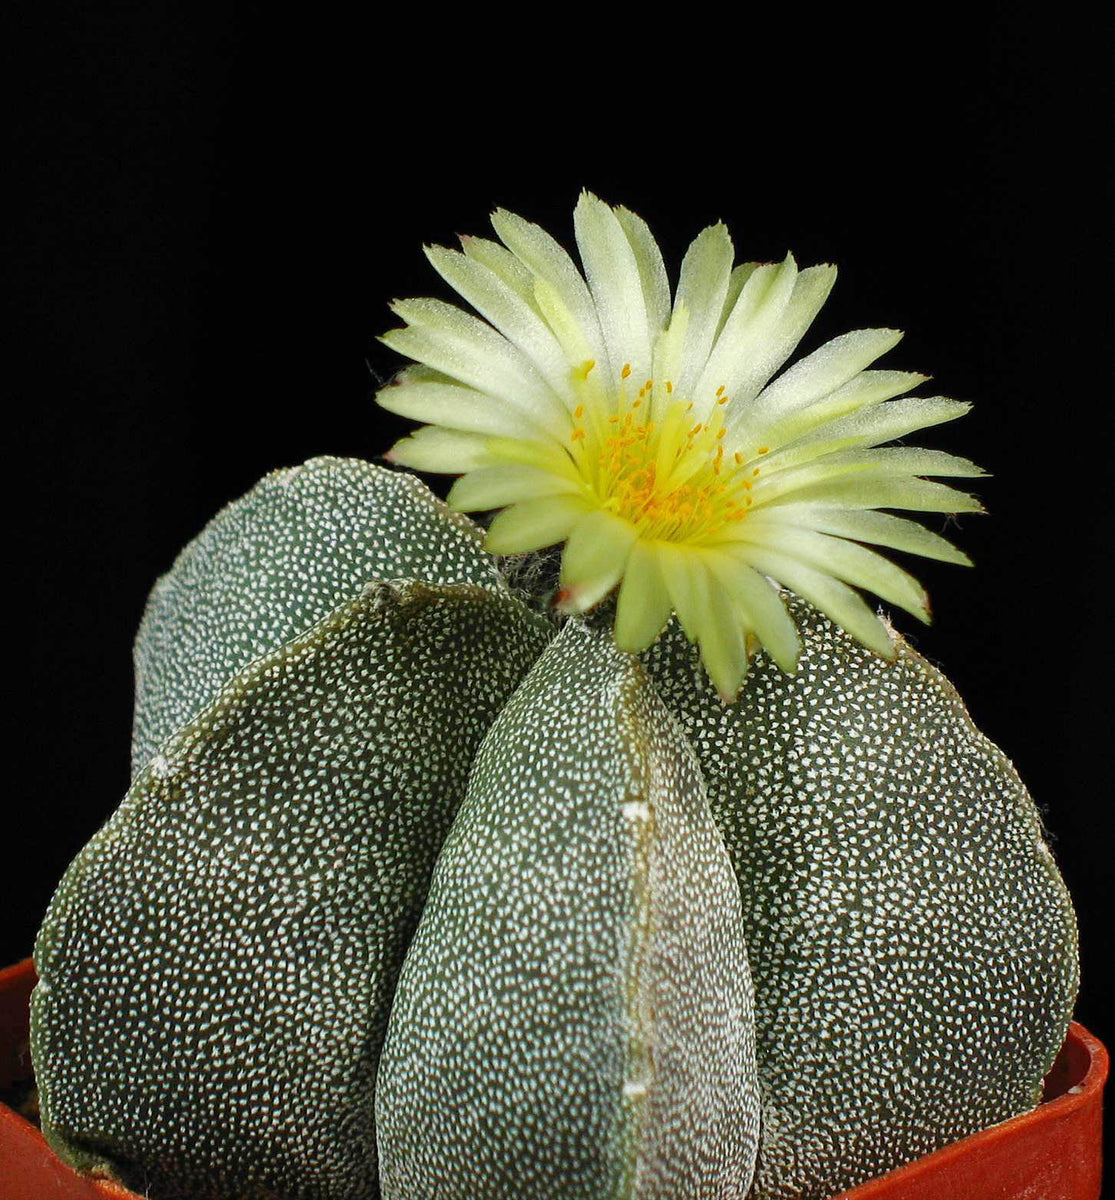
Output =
[
  {"x1": 614, "y1": 541, "x2": 674, "y2": 653},
  {"x1": 557, "y1": 511, "x2": 638, "y2": 611},
  {"x1": 448, "y1": 465, "x2": 583, "y2": 512},
  {"x1": 386, "y1": 427, "x2": 494, "y2": 473},
  {"x1": 733, "y1": 544, "x2": 896, "y2": 660},
  {"x1": 484, "y1": 495, "x2": 592, "y2": 555}
]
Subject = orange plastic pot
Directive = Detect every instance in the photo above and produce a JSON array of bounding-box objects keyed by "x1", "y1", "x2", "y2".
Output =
[{"x1": 1, "y1": 956, "x2": 1105, "y2": 1199}]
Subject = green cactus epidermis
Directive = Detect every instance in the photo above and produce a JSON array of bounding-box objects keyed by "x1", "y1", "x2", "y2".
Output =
[
  {"x1": 376, "y1": 621, "x2": 758, "y2": 1199},
  {"x1": 31, "y1": 458, "x2": 1077, "y2": 1200}
]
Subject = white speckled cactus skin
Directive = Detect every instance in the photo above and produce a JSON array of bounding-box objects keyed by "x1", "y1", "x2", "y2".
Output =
[
  {"x1": 376, "y1": 622, "x2": 759, "y2": 1199},
  {"x1": 644, "y1": 604, "x2": 1078, "y2": 1199},
  {"x1": 31, "y1": 459, "x2": 1077, "y2": 1200}
]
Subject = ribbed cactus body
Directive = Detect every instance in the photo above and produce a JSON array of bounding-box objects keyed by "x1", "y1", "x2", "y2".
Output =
[
  {"x1": 376, "y1": 622, "x2": 759, "y2": 1199},
  {"x1": 131, "y1": 456, "x2": 504, "y2": 775},
  {"x1": 31, "y1": 461, "x2": 1077, "y2": 1200},
  {"x1": 33, "y1": 463, "x2": 551, "y2": 1198},
  {"x1": 645, "y1": 606, "x2": 1078, "y2": 1198}
]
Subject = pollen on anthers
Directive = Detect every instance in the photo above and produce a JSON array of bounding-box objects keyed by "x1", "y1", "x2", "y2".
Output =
[{"x1": 566, "y1": 361, "x2": 760, "y2": 543}]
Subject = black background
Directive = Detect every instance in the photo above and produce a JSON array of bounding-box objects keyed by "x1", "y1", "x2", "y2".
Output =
[{"x1": 9, "y1": 0, "x2": 1111, "y2": 1134}]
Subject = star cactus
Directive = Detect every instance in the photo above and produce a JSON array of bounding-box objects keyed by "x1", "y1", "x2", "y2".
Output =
[{"x1": 30, "y1": 195, "x2": 1077, "y2": 1200}]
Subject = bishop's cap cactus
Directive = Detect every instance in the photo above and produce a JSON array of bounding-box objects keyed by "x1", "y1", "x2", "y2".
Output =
[{"x1": 30, "y1": 196, "x2": 1077, "y2": 1200}]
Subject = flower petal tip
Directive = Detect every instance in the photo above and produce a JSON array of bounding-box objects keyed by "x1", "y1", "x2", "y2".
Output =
[
  {"x1": 778, "y1": 649, "x2": 803, "y2": 677},
  {"x1": 553, "y1": 583, "x2": 610, "y2": 616},
  {"x1": 553, "y1": 586, "x2": 577, "y2": 613}
]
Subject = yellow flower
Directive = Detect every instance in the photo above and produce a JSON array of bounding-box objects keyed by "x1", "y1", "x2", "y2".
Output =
[{"x1": 378, "y1": 192, "x2": 983, "y2": 700}]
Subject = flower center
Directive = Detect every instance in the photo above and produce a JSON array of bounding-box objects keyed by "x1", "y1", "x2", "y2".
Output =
[{"x1": 568, "y1": 363, "x2": 767, "y2": 543}]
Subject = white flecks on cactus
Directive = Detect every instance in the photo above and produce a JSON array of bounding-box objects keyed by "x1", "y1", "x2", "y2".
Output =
[
  {"x1": 375, "y1": 620, "x2": 760, "y2": 1199},
  {"x1": 32, "y1": 581, "x2": 552, "y2": 1200},
  {"x1": 31, "y1": 460, "x2": 1078, "y2": 1200},
  {"x1": 131, "y1": 456, "x2": 502, "y2": 775},
  {"x1": 643, "y1": 597, "x2": 1079, "y2": 1200}
]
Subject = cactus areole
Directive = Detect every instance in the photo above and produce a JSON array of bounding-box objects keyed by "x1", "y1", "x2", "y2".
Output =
[{"x1": 31, "y1": 197, "x2": 1077, "y2": 1200}]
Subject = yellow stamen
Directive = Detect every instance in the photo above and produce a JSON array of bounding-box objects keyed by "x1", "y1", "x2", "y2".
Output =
[{"x1": 562, "y1": 374, "x2": 759, "y2": 543}]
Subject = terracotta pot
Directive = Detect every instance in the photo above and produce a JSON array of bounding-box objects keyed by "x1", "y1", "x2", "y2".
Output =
[
  {"x1": 1, "y1": 957, "x2": 1105, "y2": 1199},
  {"x1": 834, "y1": 1020, "x2": 1107, "y2": 1199}
]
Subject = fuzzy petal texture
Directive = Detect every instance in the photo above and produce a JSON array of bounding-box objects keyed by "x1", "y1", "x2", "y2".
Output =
[
  {"x1": 376, "y1": 620, "x2": 759, "y2": 1199},
  {"x1": 643, "y1": 600, "x2": 1079, "y2": 1200}
]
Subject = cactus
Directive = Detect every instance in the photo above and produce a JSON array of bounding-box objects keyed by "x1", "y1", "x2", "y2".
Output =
[{"x1": 31, "y1": 196, "x2": 1077, "y2": 1200}]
